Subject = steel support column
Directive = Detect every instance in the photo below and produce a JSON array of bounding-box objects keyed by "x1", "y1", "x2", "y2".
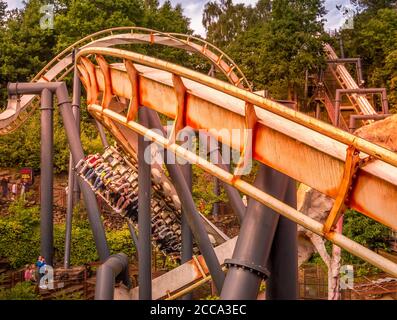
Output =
[
  {"x1": 96, "y1": 119, "x2": 110, "y2": 149},
  {"x1": 40, "y1": 89, "x2": 54, "y2": 266},
  {"x1": 212, "y1": 176, "x2": 220, "y2": 219},
  {"x1": 144, "y1": 107, "x2": 225, "y2": 294},
  {"x1": 64, "y1": 66, "x2": 82, "y2": 268},
  {"x1": 266, "y1": 177, "x2": 298, "y2": 300},
  {"x1": 64, "y1": 156, "x2": 74, "y2": 269},
  {"x1": 95, "y1": 253, "x2": 130, "y2": 300},
  {"x1": 72, "y1": 68, "x2": 81, "y2": 205},
  {"x1": 199, "y1": 132, "x2": 246, "y2": 223},
  {"x1": 181, "y1": 157, "x2": 193, "y2": 300},
  {"x1": 213, "y1": 150, "x2": 245, "y2": 223},
  {"x1": 127, "y1": 221, "x2": 139, "y2": 253},
  {"x1": 8, "y1": 82, "x2": 110, "y2": 262},
  {"x1": 138, "y1": 107, "x2": 152, "y2": 300},
  {"x1": 56, "y1": 85, "x2": 110, "y2": 261},
  {"x1": 221, "y1": 164, "x2": 289, "y2": 300}
]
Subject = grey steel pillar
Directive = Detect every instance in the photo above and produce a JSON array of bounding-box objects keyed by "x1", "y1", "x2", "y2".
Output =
[
  {"x1": 216, "y1": 161, "x2": 245, "y2": 222},
  {"x1": 221, "y1": 164, "x2": 289, "y2": 300},
  {"x1": 96, "y1": 119, "x2": 109, "y2": 149},
  {"x1": 95, "y1": 253, "x2": 130, "y2": 300},
  {"x1": 127, "y1": 221, "x2": 139, "y2": 253},
  {"x1": 199, "y1": 132, "x2": 245, "y2": 222},
  {"x1": 64, "y1": 157, "x2": 74, "y2": 268},
  {"x1": 266, "y1": 177, "x2": 298, "y2": 300},
  {"x1": 57, "y1": 85, "x2": 110, "y2": 261},
  {"x1": 144, "y1": 107, "x2": 225, "y2": 293},
  {"x1": 72, "y1": 68, "x2": 81, "y2": 205},
  {"x1": 181, "y1": 158, "x2": 193, "y2": 300},
  {"x1": 40, "y1": 89, "x2": 54, "y2": 266},
  {"x1": 64, "y1": 67, "x2": 82, "y2": 268},
  {"x1": 8, "y1": 82, "x2": 110, "y2": 261},
  {"x1": 212, "y1": 176, "x2": 220, "y2": 219},
  {"x1": 138, "y1": 107, "x2": 152, "y2": 300}
]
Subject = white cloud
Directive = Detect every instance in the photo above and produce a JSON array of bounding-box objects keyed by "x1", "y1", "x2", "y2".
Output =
[
  {"x1": 5, "y1": 0, "x2": 23, "y2": 10},
  {"x1": 324, "y1": 0, "x2": 353, "y2": 31}
]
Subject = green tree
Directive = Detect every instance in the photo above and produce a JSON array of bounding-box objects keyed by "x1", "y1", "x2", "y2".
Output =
[
  {"x1": 0, "y1": 282, "x2": 40, "y2": 300},
  {"x1": 205, "y1": 0, "x2": 327, "y2": 99},
  {"x1": 0, "y1": 0, "x2": 7, "y2": 24},
  {"x1": 341, "y1": 7, "x2": 397, "y2": 111},
  {"x1": 342, "y1": 209, "x2": 390, "y2": 273},
  {"x1": 351, "y1": 0, "x2": 397, "y2": 12},
  {"x1": 203, "y1": 0, "x2": 256, "y2": 48},
  {"x1": 259, "y1": 0, "x2": 327, "y2": 98},
  {"x1": 0, "y1": 199, "x2": 136, "y2": 268},
  {"x1": 0, "y1": 0, "x2": 192, "y2": 172},
  {"x1": 0, "y1": 0, "x2": 56, "y2": 86}
]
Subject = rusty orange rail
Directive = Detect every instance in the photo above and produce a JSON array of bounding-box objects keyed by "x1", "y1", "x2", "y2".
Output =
[{"x1": 76, "y1": 46, "x2": 397, "y2": 277}]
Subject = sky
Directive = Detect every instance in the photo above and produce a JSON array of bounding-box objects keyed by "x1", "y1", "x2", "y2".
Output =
[{"x1": 6, "y1": 0, "x2": 352, "y2": 36}]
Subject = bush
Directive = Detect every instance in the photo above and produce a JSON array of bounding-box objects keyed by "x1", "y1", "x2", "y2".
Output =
[
  {"x1": 0, "y1": 200, "x2": 41, "y2": 268},
  {"x1": 54, "y1": 291, "x2": 83, "y2": 300},
  {"x1": 0, "y1": 199, "x2": 136, "y2": 269},
  {"x1": 192, "y1": 166, "x2": 227, "y2": 215},
  {"x1": 341, "y1": 209, "x2": 390, "y2": 275},
  {"x1": 0, "y1": 282, "x2": 40, "y2": 300}
]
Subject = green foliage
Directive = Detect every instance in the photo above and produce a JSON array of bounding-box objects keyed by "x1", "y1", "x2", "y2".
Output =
[
  {"x1": 341, "y1": 209, "x2": 390, "y2": 275},
  {"x1": 0, "y1": 282, "x2": 41, "y2": 300},
  {"x1": 203, "y1": 0, "x2": 258, "y2": 48},
  {"x1": 0, "y1": 199, "x2": 136, "y2": 268},
  {"x1": 344, "y1": 209, "x2": 390, "y2": 250},
  {"x1": 0, "y1": 200, "x2": 41, "y2": 268},
  {"x1": 192, "y1": 165, "x2": 227, "y2": 215},
  {"x1": 343, "y1": 209, "x2": 390, "y2": 252},
  {"x1": 0, "y1": 0, "x2": 192, "y2": 172},
  {"x1": 351, "y1": 0, "x2": 397, "y2": 12},
  {"x1": 54, "y1": 291, "x2": 83, "y2": 300},
  {"x1": 204, "y1": 0, "x2": 328, "y2": 101},
  {"x1": 341, "y1": 7, "x2": 397, "y2": 111},
  {"x1": 0, "y1": 0, "x2": 7, "y2": 26},
  {"x1": 202, "y1": 295, "x2": 220, "y2": 300}
]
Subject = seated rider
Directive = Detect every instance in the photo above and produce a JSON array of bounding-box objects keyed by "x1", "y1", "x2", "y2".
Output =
[{"x1": 93, "y1": 163, "x2": 112, "y2": 191}]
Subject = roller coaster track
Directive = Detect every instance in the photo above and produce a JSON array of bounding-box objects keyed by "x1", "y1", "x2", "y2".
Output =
[
  {"x1": 1, "y1": 28, "x2": 397, "y2": 298},
  {"x1": 74, "y1": 45, "x2": 397, "y2": 279},
  {"x1": 323, "y1": 44, "x2": 377, "y2": 119},
  {"x1": 0, "y1": 27, "x2": 251, "y2": 297},
  {"x1": 0, "y1": 27, "x2": 250, "y2": 135},
  {"x1": 0, "y1": 27, "x2": 250, "y2": 298}
]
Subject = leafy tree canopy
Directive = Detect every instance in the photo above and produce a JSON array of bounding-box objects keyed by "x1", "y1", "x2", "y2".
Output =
[
  {"x1": 0, "y1": 0, "x2": 192, "y2": 172},
  {"x1": 341, "y1": 6, "x2": 397, "y2": 110},
  {"x1": 204, "y1": 0, "x2": 328, "y2": 99}
]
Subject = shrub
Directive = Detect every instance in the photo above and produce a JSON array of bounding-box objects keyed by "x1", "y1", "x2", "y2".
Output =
[
  {"x1": 0, "y1": 282, "x2": 40, "y2": 300},
  {"x1": 0, "y1": 200, "x2": 136, "y2": 268},
  {"x1": 341, "y1": 209, "x2": 390, "y2": 275}
]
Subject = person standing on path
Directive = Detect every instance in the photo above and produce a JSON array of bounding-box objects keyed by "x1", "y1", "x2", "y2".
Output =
[
  {"x1": 11, "y1": 182, "x2": 18, "y2": 200},
  {"x1": 24, "y1": 264, "x2": 35, "y2": 282},
  {"x1": 1, "y1": 176, "x2": 8, "y2": 199},
  {"x1": 21, "y1": 181, "x2": 26, "y2": 200}
]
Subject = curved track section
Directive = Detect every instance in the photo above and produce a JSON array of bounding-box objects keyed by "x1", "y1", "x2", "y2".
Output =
[
  {"x1": 0, "y1": 27, "x2": 250, "y2": 135},
  {"x1": 76, "y1": 46, "x2": 397, "y2": 277}
]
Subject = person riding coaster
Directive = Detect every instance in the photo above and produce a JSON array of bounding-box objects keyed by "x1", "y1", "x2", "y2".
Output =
[{"x1": 74, "y1": 143, "x2": 186, "y2": 259}]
